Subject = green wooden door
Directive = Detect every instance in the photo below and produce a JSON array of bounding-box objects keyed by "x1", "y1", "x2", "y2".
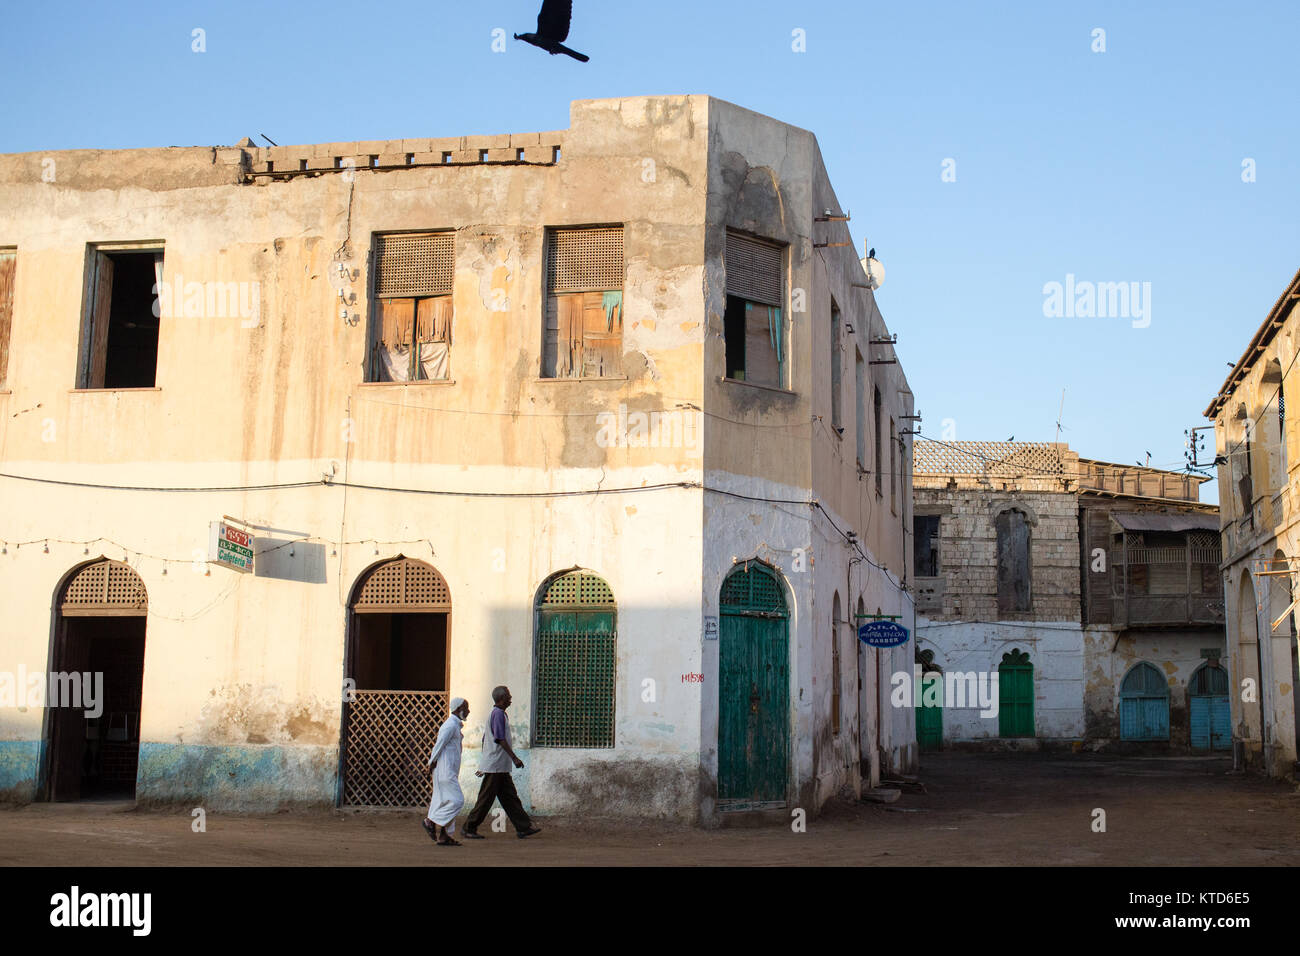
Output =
[
  {"x1": 718, "y1": 564, "x2": 789, "y2": 809},
  {"x1": 998, "y1": 649, "x2": 1034, "y2": 737},
  {"x1": 916, "y1": 696, "x2": 943, "y2": 752}
]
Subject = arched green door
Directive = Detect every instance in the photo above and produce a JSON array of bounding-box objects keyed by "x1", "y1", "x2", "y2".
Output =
[
  {"x1": 998, "y1": 648, "x2": 1034, "y2": 738},
  {"x1": 718, "y1": 563, "x2": 789, "y2": 810}
]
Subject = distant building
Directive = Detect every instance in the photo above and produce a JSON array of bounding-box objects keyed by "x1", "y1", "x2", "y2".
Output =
[
  {"x1": 0, "y1": 95, "x2": 916, "y2": 822},
  {"x1": 1204, "y1": 266, "x2": 1300, "y2": 778},
  {"x1": 912, "y1": 441, "x2": 1224, "y2": 752}
]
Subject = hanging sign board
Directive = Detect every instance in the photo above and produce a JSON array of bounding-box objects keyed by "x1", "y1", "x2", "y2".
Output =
[
  {"x1": 858, "y1": 620, "x2": 910, "y2": 648},
  {"x1": 209, "y1": 521, "x2": 255, "y2": 574}
]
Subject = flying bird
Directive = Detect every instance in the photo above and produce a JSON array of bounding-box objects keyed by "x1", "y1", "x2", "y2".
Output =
[{"x1": 515, "y1": 0, "x2": 589, "y2": 62}]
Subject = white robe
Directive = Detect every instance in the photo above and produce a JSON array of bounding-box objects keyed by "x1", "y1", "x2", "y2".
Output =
[{"x1": 427, "y1": 714, "x2": 465, "y2": 831}]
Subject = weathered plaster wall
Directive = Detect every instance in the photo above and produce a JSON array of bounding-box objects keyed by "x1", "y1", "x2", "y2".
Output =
[
  {"x1": 1081, "y1": 626, "x2": 1226, "y2": 748},
  {"x1": 915, "y1": 618, "x2": 1085, "y2": 744},
  {"x1": 1212, "y1": 291, "x2": 1300, "y2": 775},
  {"x1": 0, "y1": 96, "x2": 714, "y2": 813}
]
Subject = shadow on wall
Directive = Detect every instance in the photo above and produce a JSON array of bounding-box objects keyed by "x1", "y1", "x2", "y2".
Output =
[{"x1": 255, "y1": 540, "x2": 327, "y2": 583}]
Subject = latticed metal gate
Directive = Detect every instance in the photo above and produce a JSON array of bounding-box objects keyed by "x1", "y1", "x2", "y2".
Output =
[
  {"x1": 343, "y1": 557, "x2": 452, "y2": 808},
  {"x1": 343, "y1": 690, "x2": 449, "y2": 808}
]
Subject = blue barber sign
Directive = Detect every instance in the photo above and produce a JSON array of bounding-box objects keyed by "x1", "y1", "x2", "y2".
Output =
[{"x1": 858, "y1": 620, "x2": 910, "y2": 648}]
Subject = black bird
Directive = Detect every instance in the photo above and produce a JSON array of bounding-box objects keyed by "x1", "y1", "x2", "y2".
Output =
[
  {"x1": 515, "y1": 0, "x2": 589, "y2": 62},
  {"x1": 868, "y1": 247, "x2": 876, "y2": 259}
]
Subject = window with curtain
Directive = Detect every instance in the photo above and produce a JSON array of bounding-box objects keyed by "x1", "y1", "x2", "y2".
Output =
[
  {"x1": 543, "y1": 226, "x2": 624, "y2": 378},
  {"x1": 369, "y1": 231, "x2": 454, "y2": 382}
]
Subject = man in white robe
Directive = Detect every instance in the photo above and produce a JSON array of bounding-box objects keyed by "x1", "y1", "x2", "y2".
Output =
[{"x1": 423, "y1": 697, "x2": 469, "y2": 846}]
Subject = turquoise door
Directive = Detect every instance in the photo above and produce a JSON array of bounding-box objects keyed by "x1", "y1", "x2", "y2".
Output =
[
  {"x1": 1120, "y1": 663, "x2": 1170, "y2": 741},
  {"x1": 718, "y1": 564, "x2": 789, "y2": 810},
  {"x1": 1189, "y1": 664, "x2": 1230, "y2": 751}
]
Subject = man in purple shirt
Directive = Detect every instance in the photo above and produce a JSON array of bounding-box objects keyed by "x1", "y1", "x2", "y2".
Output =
[{"x1": 462, "y1": 685, "x2": 541, "y2": 839}]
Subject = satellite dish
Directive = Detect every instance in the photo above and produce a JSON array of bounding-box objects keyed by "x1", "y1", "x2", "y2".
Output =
[{"x1": 860, "y1": 255, "x2": 885, "y2": 291}]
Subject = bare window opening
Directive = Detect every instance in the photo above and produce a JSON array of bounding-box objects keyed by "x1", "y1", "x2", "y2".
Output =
[
  {"x1": 368, "y1": 232, "x2": 454, "y2": 383},
  {"x1": 0, "y1": 249, "x2": 14, "y2": 390},
  {"x1": 299, "y1": 158, "x2": 308, "y2": 171},
  {"x1": 405, "y1": 153, "x2": 414, "y2": 166},
  {"x1": 369, "y1": 155, "x2": 379, "y2": 168},
  {"x1": 553, "y1": 146, "x2": 562, "y2": 162},
  {"x1": 543, "y1": 226, "x2": 624, "y2": 378},
  {"x1": 830, "y1": 302, "x2": 842, "y2": 431},
  {"x1": 333, "y1": 156, "x2": 342, "y2": 169},
  {"x1": 890, "y1": 417, "x2": 898, "y2": 513},
  {"x1": 915, "y1": 515, "x2": 940, "y2": 576},
  {"x1": 724, "y1": 232, "x2": 785, "y2": 388},
  {"x1": 81, "y1": 248, "x2": 163, "y2": 389},
  {"x1": 478, "y1": 149, "x2": 489, "y2": 163},
  {"x1": 516, "y1": 148, "x2": 525, "y2": 161},
  {"x1": 266, "y1": 160, "x2": 274, "y2": 173},
  {"x1": 873, "y1": 386, "x2": 883, "y2": 496},
  {"x1": 855, "y1": 348, "x2": 866, "y2": 467},
  {"x1": 442, "y1": 152, "x2": 452, "y2": 164},
  {"x1": 996, "y1": 509, "x2": 1032, "y2": 613}
]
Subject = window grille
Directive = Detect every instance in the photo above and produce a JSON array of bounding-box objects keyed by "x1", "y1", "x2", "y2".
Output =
[
  {"x1": 547, "y1": 227, "x2": 624, "y2": 293},
  {"x1": 373, "y1": 232, "x2": 454, "y2": 297},
  {"x1": 62, "y1": 560, "x2": 147, "y2": 615},
  {"x1": 534, "y1": 572, "x2": 616, "y2": 748},
  {"x1": 352, "y1": 558, "x2": 451, "y2": 611}
]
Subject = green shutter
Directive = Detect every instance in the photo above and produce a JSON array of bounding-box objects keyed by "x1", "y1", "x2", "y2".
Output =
[
  {"x1": 534, "y1": 573, "x2": 616, "y2": 748},
  {"x1": 998, "y1": 649, "x2": 1034, "y2": 737}
]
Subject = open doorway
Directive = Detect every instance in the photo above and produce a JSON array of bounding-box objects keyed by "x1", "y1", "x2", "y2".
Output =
[
  {"x1": 45, "y1": 560, "x2": 148, "y2": 802},
  {"x1": 341, "y1": 558, "x2": 451, "y2": 808}
]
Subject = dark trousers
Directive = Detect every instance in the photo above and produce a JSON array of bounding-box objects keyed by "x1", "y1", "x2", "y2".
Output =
[{"x1": 465, "y1": 772, "x2": 532, "y2": 833}]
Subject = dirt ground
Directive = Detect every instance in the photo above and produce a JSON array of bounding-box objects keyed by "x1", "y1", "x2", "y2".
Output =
[{"x1": 3, "y1": 753, "x2": 1298, "y2": 866}]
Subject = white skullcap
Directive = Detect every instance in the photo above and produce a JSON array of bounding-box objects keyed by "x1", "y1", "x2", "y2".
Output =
[{"x1": 449, "y1": 697, "x2": 466, "y2": 713}]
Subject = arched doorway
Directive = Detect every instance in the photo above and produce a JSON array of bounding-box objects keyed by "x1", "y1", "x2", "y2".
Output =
[
  {"x1": 45, "y1": 559, "x2": 148, "y2": 801},
  {"x1": 1189, "y1": 663, "x2": 1230, "y2": 751},
  {"x1": 718, "y1": 561, "x2": 789, "y2": 811},
  {"x1": 1119, "y1": 662, "x2": 1170, "y2": 741},
  {"x1": 998, "y1": 648, "x2": 1034, "y2": 738},
  {"x1": 533, "y1": 570, "x2": 617, "y2": 748},
  {"x1": 341, "y1": 557, "x2": 451, "y2": 808},
  {"x1": 1237, "y1": 572, "x2": 1263, "y2": 745}
]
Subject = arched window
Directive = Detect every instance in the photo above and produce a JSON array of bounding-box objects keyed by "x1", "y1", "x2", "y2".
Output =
[
  {"x1": 1119, "y1": 662, "x2": 1170, "y2": 741},
  {"x1": 996, "y1": 509, "x2": 1032, "y2": 613},
  {"x1": 534, "y1": 571, "x2": 616, "y2": 748}
]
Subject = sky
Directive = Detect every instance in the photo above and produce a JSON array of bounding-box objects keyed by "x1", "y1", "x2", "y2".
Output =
[{"x1": 3, "y1": 0, "x2": 1298, "y2": 502}]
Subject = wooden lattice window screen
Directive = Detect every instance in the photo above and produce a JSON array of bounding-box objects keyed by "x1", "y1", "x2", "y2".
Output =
[
  {"x1": 343, "y1": 690, "x2": 449, "y2": 807},
  {"x1": 352, "y1": 558, "x2": 451, "y2": 612},
  {"x1": 62, "y1": 560, "x2": 147, "y2": 616},
  {"x1": 547, "y1": 227, "x2": 624, "y2": 293},
  {"x1": 373, "y1": 232, "x2": 454, "y2": 297},
  {"x1": 535, "y1": 572, "x2": 616, "y2": 748}
]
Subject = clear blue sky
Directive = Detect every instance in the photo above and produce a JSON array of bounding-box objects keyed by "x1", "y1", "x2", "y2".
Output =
[{"x1": 4, "y1": 1, "x2": 1298, "y2": 500}]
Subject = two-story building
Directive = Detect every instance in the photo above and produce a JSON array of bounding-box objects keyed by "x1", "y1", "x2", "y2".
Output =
[
  {"x1": 912, "y1": 440, "x2": 1224, "y2": 752},
  {"x1": 0, "y1": 95, "x2": 917, "y2": 823},
  {"x1": 1205, "y1": 265, "x2": 1300, "y2": 778}
]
